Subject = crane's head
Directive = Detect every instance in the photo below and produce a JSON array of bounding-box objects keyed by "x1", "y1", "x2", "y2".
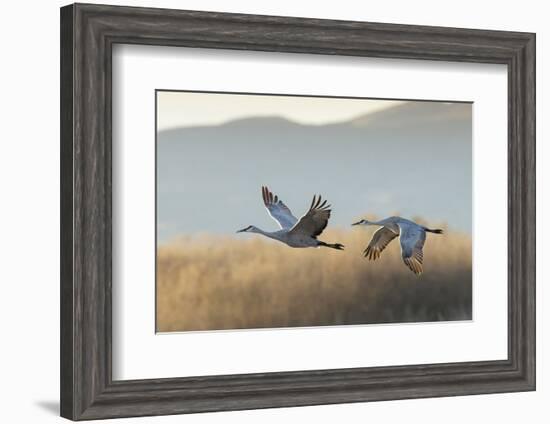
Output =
[
  {"x1": 236, "y1": 225, "x2": 258, "y2": 233},
  {"x1": 351, "y1": 219, "x2": 370, "y2": 226}
]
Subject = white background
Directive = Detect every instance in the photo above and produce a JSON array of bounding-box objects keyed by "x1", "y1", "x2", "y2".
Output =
[
  {"x1": 0, "y1": 0, "x2": 546, "y2": 423},
  {"x1": 113, "y1": 46, "x2": 508, "y2": 380}
]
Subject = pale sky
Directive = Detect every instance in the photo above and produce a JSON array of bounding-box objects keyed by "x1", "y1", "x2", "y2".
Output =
[
  {"x1": 157, "y1": 90, "x2": 404, "y2": 131},
  {"x1": 156, "y1": 93, "x2": 471, "y2": 241}
]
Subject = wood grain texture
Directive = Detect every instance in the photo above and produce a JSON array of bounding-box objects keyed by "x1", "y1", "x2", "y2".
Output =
[
  {"x1": 60, "y1": 3, "x2": 536, "y2": 420},
  {"x1": 60, "y1": 4, "x2": 74, "y2": 419}
]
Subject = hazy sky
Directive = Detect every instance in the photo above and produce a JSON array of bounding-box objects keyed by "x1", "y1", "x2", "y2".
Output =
[
  {"x1": 157, "y1": 90, "x2": 404, "y2": 130},
  {"x1": 156, "y1": 91, "x2": 471, "y2": 242}
]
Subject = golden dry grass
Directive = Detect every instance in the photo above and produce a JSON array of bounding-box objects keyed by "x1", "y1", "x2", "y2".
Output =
[{"x1": 157, "y1": 225, "x2": 472, "y2": 332}]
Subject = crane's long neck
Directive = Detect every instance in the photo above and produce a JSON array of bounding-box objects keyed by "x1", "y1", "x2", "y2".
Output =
[
  {"x1": 366, "y1": 219, "x2": 388, "y2": 226},
  {"x1": 249, "y1": 226, "x2": 280, "y2": 240}
]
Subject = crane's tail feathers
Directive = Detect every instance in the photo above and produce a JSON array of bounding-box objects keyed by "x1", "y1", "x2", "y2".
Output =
[
  {"x1": 319, "y1": 241, "x2": 345, "y2": 250},
  {"x1": 425, "y1": 228, "x2": 444, "y2": 234}
]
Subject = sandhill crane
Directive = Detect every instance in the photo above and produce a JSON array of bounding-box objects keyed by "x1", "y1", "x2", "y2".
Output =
[
  {"x1": 237, "y1": 186, "x2": 344, "y2": 250},
  {"x1": 352, "y1": 216, "x2": 443, "y2": 275}
]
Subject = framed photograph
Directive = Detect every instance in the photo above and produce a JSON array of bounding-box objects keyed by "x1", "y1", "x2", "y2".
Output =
[
  {"x1": 60, "y1": 3, "x2": 535, "y2": 420},
  {"x1": 155, "y1": 91, "x2": 473, "y2": 333}
]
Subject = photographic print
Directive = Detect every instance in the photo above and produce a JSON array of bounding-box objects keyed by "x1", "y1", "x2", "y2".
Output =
[{"x1": 156, "y1": 90, "x2": 472, "y2": 332}]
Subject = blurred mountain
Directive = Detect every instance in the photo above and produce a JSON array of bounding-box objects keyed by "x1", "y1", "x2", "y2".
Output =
[
  {"x1": 157, "y1": 101, "x2": 472, "y2": 241},
  {"x1": 349, "y1": 101, "x2": 470, "y2": 129}
]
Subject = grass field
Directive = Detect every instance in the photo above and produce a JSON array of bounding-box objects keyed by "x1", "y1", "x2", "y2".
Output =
[{"x1": 156, "y1": 224, "x2": 472, "y2": 332}]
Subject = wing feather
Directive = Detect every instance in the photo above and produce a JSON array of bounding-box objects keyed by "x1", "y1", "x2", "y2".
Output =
[
  {"x1": 399, "y1": 225, "x2": 426, "y2": 275},
  {"x1": 289, "y1": 194, "x2": 332, "y2": 238},
  {"x1": 363, "y1": 227, "x2": 399, "y2": 260},
  {"x1": 262, "y1": 186, "x2": 298, "y2": 230}
]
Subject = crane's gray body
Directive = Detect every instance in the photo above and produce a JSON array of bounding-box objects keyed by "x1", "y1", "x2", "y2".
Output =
[
  {"x1": 237, "y1": 186, "x2": 344, "y2": 250},
  {"x1": 352, "y1": 216, "x2": 443, "y2": 275}
]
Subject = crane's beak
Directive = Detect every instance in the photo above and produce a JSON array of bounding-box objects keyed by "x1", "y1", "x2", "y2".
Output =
[
  {"x1": 236, "y1": 227, "x2": 248, "y2": 233},
  {"x1": 351, "y1": 220, "x2": 363, "y2": 226}
]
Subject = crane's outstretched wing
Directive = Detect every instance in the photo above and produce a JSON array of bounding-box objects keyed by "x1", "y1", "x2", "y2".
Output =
[
  {"x1": 262, "y1": 186, "x2": 298, "y2": 230},
  {"x1": 288, "y1": 194, "x2": 331, "y2": 238},
  {"x1": 400, "y1": 225, "x2": 426, "y2": 275},
  {"x1": 363, "y1": 227, "x2": 399, "y2": 260}
]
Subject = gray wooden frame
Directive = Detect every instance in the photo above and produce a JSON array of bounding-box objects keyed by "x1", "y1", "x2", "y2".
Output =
[{"x1": 60, "y1": 3, "x2": 536, "y2": 421}]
